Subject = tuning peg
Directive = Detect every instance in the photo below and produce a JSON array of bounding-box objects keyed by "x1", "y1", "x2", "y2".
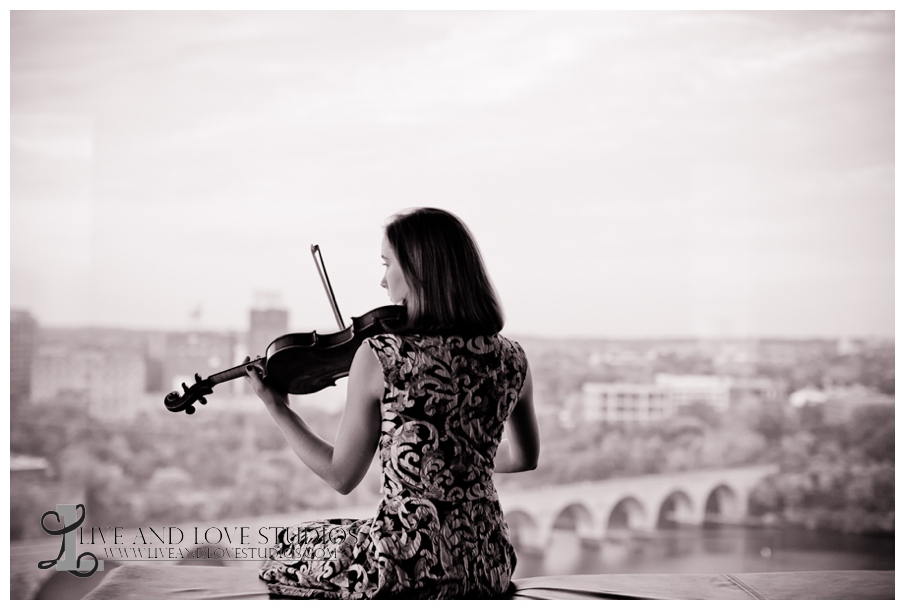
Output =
[
  {"x1": 198, "y1": 396, "x2": 207, "y2": 405},
  {"x1": 182, "y1": 381, "x2": 190, "y2": 392},
  {"x1": 185, "y1": 406, "x2": 196, "y2": 415}
]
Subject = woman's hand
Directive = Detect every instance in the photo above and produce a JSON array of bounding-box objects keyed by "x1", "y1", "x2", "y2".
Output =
[{"x1": 243, "y1": 355, "x2": 289, "y2": 409}]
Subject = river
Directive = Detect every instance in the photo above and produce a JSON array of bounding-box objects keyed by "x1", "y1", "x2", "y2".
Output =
[{"x1": 511, "y1": 525, "x2": 895, "y2": 578}]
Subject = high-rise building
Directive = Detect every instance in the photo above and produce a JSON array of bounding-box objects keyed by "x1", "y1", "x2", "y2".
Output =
[
  {"x1": 248, "y1": 308, "x2": 288, "y2": 358},
  {"x1": 10, "y1": 310, "x2": 37, "y2": 410}
]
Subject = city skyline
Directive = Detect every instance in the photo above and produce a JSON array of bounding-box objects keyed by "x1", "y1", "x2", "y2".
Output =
[{"x1": 10, "y1": 10, "x2": 894, "y2": 339}]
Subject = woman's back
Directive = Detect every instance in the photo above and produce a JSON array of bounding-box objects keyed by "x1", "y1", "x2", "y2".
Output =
[
  {"x1": 365, "y1": 332, "x2": 527, "y2": 597},
  {"x1": 368, "y1": 333, "x2": 526, "y2": 498}
]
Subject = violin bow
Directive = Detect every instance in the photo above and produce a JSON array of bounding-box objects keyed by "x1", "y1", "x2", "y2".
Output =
[{"x1": 311, "y1": 244, "x2": 346, "y2": 331}]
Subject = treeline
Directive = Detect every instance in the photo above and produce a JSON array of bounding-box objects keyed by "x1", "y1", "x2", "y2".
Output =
[
  {"x1": 747, "y1": 404, "x2": 894, "y2": 534},
  {"x1": 496, "y1": 402, "x2": 772, "y2": 488},
  {"x1": 10, "y1": 401, "x2": 380, "y2": 541}
]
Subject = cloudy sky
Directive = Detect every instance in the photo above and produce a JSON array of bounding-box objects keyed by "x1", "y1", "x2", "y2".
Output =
[{"x1": 10, "y1": 10, "x2": 894, "y2": 338}]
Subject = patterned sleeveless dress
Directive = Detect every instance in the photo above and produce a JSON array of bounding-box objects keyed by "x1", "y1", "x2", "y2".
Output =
[{"x1": 259, "y1": 333, "x2": 527, "y2": 599}]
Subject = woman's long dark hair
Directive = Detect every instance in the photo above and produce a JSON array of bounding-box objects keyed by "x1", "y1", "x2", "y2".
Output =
[{"x1": 385, "y1": 208, "x2": 504, "y2": 336}]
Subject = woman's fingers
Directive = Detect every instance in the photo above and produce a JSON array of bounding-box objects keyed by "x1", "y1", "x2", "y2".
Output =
[
  {"x1": 244, "y1": 364, "x2": 257, "y2": 387},
  {"x1": 244, "y1": 355, "x2": 290, "y2": 406},
  {"x1": 244, "y1": 356, "x2": 263, "y2": 390},
  {"x1": 242, "y1": 357, "x2": 287, "y2": 408}
]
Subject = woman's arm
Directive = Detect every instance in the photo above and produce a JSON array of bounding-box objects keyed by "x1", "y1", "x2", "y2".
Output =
[
  {"x1": 494, "y1": 362, "x2": 540, "y2": 473},
  {"x1": 244, "y1": 342, "x2": 384, "y2": 494}
]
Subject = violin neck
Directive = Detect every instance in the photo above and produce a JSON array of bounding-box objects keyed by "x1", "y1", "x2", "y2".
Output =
[{"x1": 208, "y1": 357, "x2": 265, "y2": 386}]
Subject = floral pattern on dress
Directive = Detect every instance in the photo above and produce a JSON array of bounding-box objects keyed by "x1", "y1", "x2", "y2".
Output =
[{"x1": 259, "y1": 333, "x2": 527, "y2": 599}]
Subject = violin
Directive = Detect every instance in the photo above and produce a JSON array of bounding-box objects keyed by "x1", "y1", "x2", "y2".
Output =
[{"x1": 164, "y1": 245, "x2": 404, "y2": 415}]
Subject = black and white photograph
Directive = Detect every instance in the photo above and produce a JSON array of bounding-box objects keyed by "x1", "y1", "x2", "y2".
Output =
[{"x1": 8, "y1": 6, "x2": 895, "y2": 600}]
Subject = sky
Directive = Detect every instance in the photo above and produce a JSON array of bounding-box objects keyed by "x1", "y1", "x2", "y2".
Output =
[{"x1": 9, "y1": 10, "x2": 895, "y2": 339}]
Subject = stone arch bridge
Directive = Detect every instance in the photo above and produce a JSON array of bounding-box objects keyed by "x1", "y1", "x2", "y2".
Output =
[{"x1": 498, "y1": 464, "x2": 778, "y2": 549}]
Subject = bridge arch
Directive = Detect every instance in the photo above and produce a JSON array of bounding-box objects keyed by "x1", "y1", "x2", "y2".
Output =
[
  {"x1": 551, "y1": 503, "x2": 596, "y2": 539},
  {"x1": 704, "y1": 483, "x2": 741, "y2": 523},
  {"x1": 506, "y1": 510, "x2": 542, "y2": 550},
  {"x1": 657, "y1": 490, "x2": 696, "y2": 528},
  {"x1": 606, "y1": 496, "x2": 647, "y2": 533},
  {"x1": 497, "y1": 465, "x2": 779, "y2": 543}
]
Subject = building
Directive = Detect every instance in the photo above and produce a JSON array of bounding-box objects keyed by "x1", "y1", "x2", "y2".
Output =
[
  {"x1": 10, "y1": 310, "x2": 38, "y2": 410},
  {"x1": 10, "y1": 453, "x2": 51, "y2": 482},
  {"x1": 788, "y1": 387, "x2": 827, "y2": 408},
  {"x1": 655, "y1": 374, "x2": 733, "y2": 412},
  {"x1": 791, "y1": 384, "x2": 895, "y2": 425},
  {"x1": 31, "y1": 344, "x2": 147, "y2": 419},
  {"x1": 729, "y1": 377, "x2": 786, "y2": 407},
  {"x1": 575, "y1": 375, "x2": 788, "y2": 425},
  {"x1": 580, "y1": 382, "x2": 673, "y2": 423},
  {"x1": 144, "y1": 331, "x2": 168, "y2": 392},
  {"x1": 162, "y1": 331, "x2": 236, "y2": 396},
  {"x1": 248, "y1": 308, "x2": 289, "y2": 357}
]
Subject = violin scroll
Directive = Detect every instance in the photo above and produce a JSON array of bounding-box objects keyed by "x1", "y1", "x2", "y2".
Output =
[{"x1": 164, "y1": 373, "x2": 214, "y2": 415}]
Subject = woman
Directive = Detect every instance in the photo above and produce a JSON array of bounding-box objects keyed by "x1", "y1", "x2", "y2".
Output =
[{"x1": 245, "y1": 207, "x2": 539, "y2": 599}]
